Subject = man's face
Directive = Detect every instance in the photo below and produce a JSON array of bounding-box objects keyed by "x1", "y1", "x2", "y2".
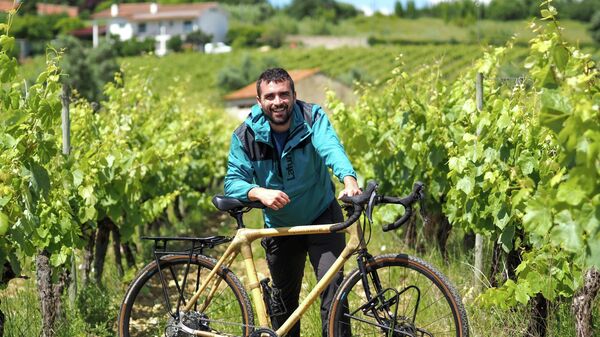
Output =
[{"x1": 257, "y1": 79, "x2": 296, "y2": 126}]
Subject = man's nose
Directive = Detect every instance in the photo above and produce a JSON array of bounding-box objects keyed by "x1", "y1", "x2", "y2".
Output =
[{"x1": 273, "y1": 95, "x2": 283, "y2": 105}]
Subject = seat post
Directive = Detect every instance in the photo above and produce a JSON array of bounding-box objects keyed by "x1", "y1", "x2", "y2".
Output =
[{"x1": 234, "y1": 211, "x2": 245, "y2": 229}]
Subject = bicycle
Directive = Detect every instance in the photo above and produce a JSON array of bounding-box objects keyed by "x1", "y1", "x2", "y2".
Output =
[{"x1": 117, "y1": 181, "x2": 469, "y2": 337}]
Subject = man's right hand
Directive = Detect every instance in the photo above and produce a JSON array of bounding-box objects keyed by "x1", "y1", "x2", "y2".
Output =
[{"x1": 248, "y1": 187, "x2": 290, "y2": 211}]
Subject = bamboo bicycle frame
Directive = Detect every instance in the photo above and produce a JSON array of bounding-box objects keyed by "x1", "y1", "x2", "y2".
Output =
[{"x1": 179, "y1": 221, "x2": 366, "y2": 337}]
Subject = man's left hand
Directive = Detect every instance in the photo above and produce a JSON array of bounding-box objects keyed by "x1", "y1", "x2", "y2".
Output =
[{"x1": 338, "y1": 176, "x2": 361, "y2": 199}]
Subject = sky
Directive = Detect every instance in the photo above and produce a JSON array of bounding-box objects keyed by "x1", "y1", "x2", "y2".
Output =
[{"x1": 269, "y1": 0, "x2": 491, "y2": 16}]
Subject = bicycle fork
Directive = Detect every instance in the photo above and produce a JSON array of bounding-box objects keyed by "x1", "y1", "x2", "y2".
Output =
[{"x1": 355, "y1": 251, "x2": 422, "y2": 337}]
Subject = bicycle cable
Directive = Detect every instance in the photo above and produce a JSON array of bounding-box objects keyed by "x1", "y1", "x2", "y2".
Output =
[{"x1": 362, "y1": 207, "x2": 373, "y2": 247}]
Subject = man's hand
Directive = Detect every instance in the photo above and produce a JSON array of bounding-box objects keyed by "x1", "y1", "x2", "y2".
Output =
[
  {"x1": 248, "y1": 187, "x2": 290, "y2": 211},
  {"x1": 338, "y1": 176, "x2": 361, "y2": 199}
]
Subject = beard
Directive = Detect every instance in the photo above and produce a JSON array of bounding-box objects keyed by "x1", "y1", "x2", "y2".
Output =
[{"x1": 264, "y1": 103, "x2": 293, "y2": 125}]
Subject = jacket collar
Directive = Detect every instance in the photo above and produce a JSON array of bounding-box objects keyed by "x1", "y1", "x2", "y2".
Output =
[{"x1": 248, "y1": 102, "x2": 309, "y2": 145}]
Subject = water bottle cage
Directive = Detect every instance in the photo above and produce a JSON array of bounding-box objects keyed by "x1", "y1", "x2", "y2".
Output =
[{"x1": 260, "y1": 278, "x2": 287, "y2": 318}]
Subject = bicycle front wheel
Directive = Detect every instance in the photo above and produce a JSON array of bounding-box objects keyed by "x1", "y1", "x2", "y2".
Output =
[
  {"x1": 328, "y1": 254, "x2": 469, "y2": 337},
  {"x1": 117, "y1": 254, "x2": 254, "y2": 337}
]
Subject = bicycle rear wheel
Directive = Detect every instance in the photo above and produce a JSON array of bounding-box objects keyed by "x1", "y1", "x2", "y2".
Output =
[
  {"x1": 328, "y1": 254, "x2": 469, "y2": 337},
  {"x1": 118, "y1": 254, "x2": 254, "y2": 337}
]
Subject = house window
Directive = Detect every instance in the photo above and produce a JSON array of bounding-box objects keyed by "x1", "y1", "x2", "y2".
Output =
[
  {"x1": 138, "y1": 23, "x2": 146, "y2": 33},
  {"x1": 169, "y1": 21, "x2": 174, "y2": 27},
  {"x1": 183, "y1": 20, "x2": 193, "y2": 33}
]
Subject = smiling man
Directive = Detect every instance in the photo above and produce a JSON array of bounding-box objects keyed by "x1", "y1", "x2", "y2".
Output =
[{"x1": 224, "y1": 68, "x2": 358, "y2": 336}]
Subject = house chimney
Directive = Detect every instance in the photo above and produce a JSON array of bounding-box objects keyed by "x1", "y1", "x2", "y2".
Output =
[
  {"x1": 150, "y1": 2, "x2": 158, "y2": 14},
  {"x1": 110, "y1": 4, "x2": 118, "y2": 17}
]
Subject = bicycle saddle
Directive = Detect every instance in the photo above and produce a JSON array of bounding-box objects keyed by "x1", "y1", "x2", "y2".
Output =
[{"x1": 212, "y1": 195, "x2": 266, "y2": 212}]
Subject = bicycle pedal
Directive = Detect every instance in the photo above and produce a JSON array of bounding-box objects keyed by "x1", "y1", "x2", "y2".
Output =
[
  {"x1": 269, "y1": 287, "x2": 287, "y2": 317},
  {"x1": 260, "y1": 278, "x2": 287, "y2": 318}
]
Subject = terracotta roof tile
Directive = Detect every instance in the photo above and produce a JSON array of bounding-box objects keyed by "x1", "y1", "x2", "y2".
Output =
[
  {"x1": 92, "y1": 2, "x2": 219, "y2": 20},
  {"x1": 37, "y1": 3, "x2": 78, "y2": 17},
  {"x1": 224, "y1": 68, "x2": 321, "y2": 101},
  {"x1": 0, "y1": 0, "x2": 17, "y2": 12}
]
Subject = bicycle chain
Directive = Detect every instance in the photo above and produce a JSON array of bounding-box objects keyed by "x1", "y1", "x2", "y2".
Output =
[{"x1": 179, "y1": 315, "x2": 279, "y2": 337}]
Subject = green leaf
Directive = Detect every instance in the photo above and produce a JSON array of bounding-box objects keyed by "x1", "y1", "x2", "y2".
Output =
[
  {"x1": 552, "y1": 45, "x2": 569, "y2": 71},
  {"x1": 497, "y1": 112, "x2": 511, "y2": 130},
  {"x1": 523, "y1": 196, "x2": 553, "y2": 235},
  {"x1": 514, "y1": 281, "x2": 531, "y2": 305},
  {"x1": 540, "y1": 9, "x2": 553, "y2": 19},
  {"x1": 50, "y1": 250, "x2": 68, "y2": 267},
  {"x1": 500, "y1": 224, "x2": 515, "y2": 252},
  {"x1": 556, "y1": 176, "x2": 587, "y2": 206},
  {"x1": 541, "y1": 89, "x2": 571, "y2": 114},
  {"x1": 517, "y1": 153, "x2": 537, "y2": 175},
  {"x1": 540, "y1": 89, "x2": 570, "y2": 133},
  {"x1": 72, "y1": 170, "x2": 84, "y2": 188},
  {"x1": 0, "y1": 35, "x2": 14, "y2": 52},
  {"x1": 29, "y1": 162, "x2": 51, "y2": 199},
  {"x1": 587, "y1": 235, "x2": 600, "y2": 268},
  {"x1": 456, "y1": 176, "x2": 474, "y2": 195},
  {"x1": 551, "y1": 210, "x2": 583, "y2": 252}
]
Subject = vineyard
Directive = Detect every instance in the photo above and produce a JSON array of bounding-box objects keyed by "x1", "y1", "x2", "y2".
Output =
[{"x1": 1, "y1": 2, "x2": 600, "y2": 337}]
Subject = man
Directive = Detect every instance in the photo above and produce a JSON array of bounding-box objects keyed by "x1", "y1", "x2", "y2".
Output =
[{"x1": 225, "y1": 68, "x2": 359, "y2": 336}]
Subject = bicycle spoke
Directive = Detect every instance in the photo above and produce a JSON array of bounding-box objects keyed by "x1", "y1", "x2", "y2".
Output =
[
  {"x1": 329, "y1": 255, "x2": 467, "y2": 337},
  {"x1": 121, "y1": 256, "x2": 252, "y2": 337}
]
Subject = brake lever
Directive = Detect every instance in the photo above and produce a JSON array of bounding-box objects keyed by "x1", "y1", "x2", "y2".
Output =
[{"x1": 366, "y1": 190, "x2": 377, "y2": 224}]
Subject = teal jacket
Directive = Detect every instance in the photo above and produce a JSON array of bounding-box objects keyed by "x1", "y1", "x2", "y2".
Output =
[{"x1": 224, "y1": 100, "x2": 356, "y2": 228}]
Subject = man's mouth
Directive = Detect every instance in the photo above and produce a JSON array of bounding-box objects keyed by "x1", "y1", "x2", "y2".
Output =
[{"x1": 272, "y1": 106, "x2": 286, "y2": 114}]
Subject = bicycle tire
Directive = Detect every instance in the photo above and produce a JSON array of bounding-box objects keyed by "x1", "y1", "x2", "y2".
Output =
[
  {"x1": 328, "y1": 254, "x2": 469, "y2": 337},
  {"x1": 118, "y1": 254, "x2": 254, "y2": 337}
]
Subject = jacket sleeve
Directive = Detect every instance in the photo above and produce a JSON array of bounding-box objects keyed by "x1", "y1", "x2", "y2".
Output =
[
  {"x1": 311, "y1": 105, "x2": 357, "y2": 182},
  {"x1": 224, "y1": 133, "x2": 258, "y2": 201}
]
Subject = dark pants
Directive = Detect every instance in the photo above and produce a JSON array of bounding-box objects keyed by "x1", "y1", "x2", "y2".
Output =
[{"x1": 261, "y1": 200, "x2": 349, "y2": 337}]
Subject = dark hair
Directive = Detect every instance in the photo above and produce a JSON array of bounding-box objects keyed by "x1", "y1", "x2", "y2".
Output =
[{"x1": 256, "y1": 68, "x2": 295, "y2": 97}]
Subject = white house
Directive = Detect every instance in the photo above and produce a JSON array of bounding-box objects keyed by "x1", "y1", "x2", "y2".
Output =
[{"x1": 91, "y1": 2, "x2": 228, "y2": 56}]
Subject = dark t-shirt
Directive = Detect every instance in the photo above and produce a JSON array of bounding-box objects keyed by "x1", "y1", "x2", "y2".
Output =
[{"x1": 272, "y1": 130, "x2": 289, "y2": 158}]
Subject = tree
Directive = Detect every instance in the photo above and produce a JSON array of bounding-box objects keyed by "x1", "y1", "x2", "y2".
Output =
[
  {"x1": 590, "y1": 11, "x2": 600, "y2": 44},
  {"x1": 54, "y1": 35, "x2": 119, "y2": 102},
  {"x1": 54, "y1": 17, "x2": 85, "y2": 35},
  {"x1": 260, "y1": 26, "x2": 286, "y2": 48},
  {"x1": 227, "y1": 24, "x2": 263, "y2": 48},
  {"x1": 217, "y1": 54, "x2": 278, "y2": 91},
  {"x1": 406, "y1": 0, "x2": 418, "y2": 19},
  {"x1": 287, "y1": 0, "x2": 335, "y2": 19},
  {"x1": 395, "y1": 1, "x2": 405, "y2": 17},
  {"x1": 486, "y1": 0, "x2": 527, "y2": 21},
  {"x1": 185, "y1": 29, "x2": 212, "y2": 51},
  {"x1": 286, "y1": 0, "x2": 358, "y2": 22},
  {"x1": 167, "y1": 35, "x2": 183, "y2": 52}
]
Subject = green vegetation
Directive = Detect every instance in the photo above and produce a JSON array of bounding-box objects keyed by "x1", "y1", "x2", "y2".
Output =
[
  {"x1": 0, "y1": 10, "x2": 234, "y2": 335},
  {"x1": 336, "y1": 16, "x2": 594, "y2": 46},
  {"x1": 328, "y1": 3, "x2": 600, "y2": 335},
  {"x1": 2, "y1": 1, "x2": 600, "y2": 336},
  {"x1": 54, "y1": 35, "x2": 119, "y2": 102}
]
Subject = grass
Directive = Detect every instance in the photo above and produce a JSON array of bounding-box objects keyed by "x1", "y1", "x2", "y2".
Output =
[
  {"x1": 1, "y1": 205, "x2": 598, "y2": 336},
  {"x1": 7, "y1": 13, "x2": 600, "y2": 336}
]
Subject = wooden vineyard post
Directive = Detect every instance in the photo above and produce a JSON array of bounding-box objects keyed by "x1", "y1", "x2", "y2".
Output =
[
  {"x1": 61, "y1": 84, "x2": 77, "y2": 305},
  {"x1": 473, "y1": 73, "x2": 484, "y2": 291}
]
